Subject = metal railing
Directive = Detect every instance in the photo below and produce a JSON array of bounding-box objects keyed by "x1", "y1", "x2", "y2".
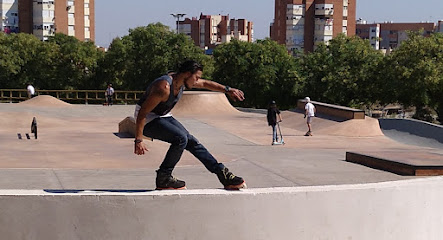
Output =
[{"x1": 0, "y1": 89, "x2": 145, "y2": 104}]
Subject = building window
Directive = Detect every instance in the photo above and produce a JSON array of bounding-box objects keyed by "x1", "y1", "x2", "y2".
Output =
[
  {"x1": 67, "y1": 0, "x2": 74, "y2": 6},
  {"x1": 68, "y1": 25, "x2": 75, "y2": 31},
  {"x1": 68, "y1": 13, "x2": 74, "y2": 18},
  {"x1": 84, "y1": 3, "x2": 89, "y2": 8}
]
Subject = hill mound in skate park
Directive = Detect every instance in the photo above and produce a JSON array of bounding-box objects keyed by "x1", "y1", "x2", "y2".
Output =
[
  {"x1": 171, "y1": 91, "x2": 240, "y2": 116},
  {"x1": 280, "y1": 110, "x2": 383, "y2": 137},
  {"x1": 18, "y1": 95, "x2": 72, "y2": 108}
]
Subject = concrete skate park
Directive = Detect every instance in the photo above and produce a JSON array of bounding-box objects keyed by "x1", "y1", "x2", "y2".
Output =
[{"x1": 1, "y1": 92, "x2": 443, "y2": 239}]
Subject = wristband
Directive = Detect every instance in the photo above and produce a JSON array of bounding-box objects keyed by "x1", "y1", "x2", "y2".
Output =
[
  {"x1": 134, "y1": 139, "x2": 143, "y2": 144},
  {"x1": 224, "y1": 85, "x2": 231, "y2": 93}
]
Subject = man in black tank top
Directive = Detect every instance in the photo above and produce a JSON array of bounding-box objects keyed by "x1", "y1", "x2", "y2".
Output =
[{"x1": 134, "y1": 60, "x2": 247, "y2": 190}]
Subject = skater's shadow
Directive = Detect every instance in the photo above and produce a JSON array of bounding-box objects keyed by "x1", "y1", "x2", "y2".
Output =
[
  {"x1": 113, "y1": 132, "x2": 133, "y2": 138},
  {"x1": 44, "y1": 189, "x2": 155, "y2": 194}
]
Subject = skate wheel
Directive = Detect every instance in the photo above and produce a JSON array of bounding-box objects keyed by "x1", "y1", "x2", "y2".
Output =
[{"x1": 225, "y1": 182, "x2": 247, "y2": 190}]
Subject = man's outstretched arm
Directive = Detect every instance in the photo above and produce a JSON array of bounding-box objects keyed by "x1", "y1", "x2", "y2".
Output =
[{"x1": 193, "y1": 79, "x2": 245, "y2": 102}]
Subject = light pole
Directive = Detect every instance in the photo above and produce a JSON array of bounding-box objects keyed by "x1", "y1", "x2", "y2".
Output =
[{"x1": 170, "y1": 13, "x2": 186, "y2": 34}]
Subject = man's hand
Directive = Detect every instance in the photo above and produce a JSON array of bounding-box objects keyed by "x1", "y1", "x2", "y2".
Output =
[
  {"x1": 226, "y1": 88, "x2": 245, "y2": 102},
  {"x1": 134, "y1": 141, "x2": 149, "y2": 155},
  {"x1": 304, "y1": 114, "x2": 307, "y2": 119}
]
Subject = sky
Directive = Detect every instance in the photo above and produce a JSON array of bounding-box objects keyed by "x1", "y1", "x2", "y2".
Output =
[{"x1": 95, "y1": 0, "x2": 443, "y2": 48}]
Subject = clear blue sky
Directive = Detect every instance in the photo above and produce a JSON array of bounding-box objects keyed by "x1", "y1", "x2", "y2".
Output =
[{"x1": 95, "y1": 0, "x2": 443, "y2": 48}]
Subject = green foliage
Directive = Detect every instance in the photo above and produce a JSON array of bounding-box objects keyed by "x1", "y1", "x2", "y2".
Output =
[
  {"x1": 382, "y1": 32, "x2": 443, "y2": 122},
  {"x1": 46, "y1": 33, "x2": 104, "y2": 89},
  {"x1": 212, "y1": 39, "x2": 301, "y2": 109},
  {"x1": 0, "y1": 33, "x2": 103, "y2": 90},
  {"x1": 100, "y1": 23, "x2": 212, "y2": 90},
  {"x1": 300, "y1": 34, "x2": 384, "y2": 108}
]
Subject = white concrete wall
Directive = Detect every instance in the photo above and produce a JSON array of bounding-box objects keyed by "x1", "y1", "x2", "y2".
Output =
[{"x1": 1, "y1": 177, "x2": 443, "y2": 239}]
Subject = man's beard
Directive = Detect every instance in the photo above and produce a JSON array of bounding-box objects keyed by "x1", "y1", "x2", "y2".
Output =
[{"x1": 184, "y1": 77, "x2": 193, "y2": 89}]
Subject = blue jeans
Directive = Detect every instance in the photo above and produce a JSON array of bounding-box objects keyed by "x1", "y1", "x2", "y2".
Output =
[
  {"x1": 143, "y1": 117, "x2": 224, "y2": 175},
  {"x1": 271, "y1": 124, "x2": 278, "y2": 142}
]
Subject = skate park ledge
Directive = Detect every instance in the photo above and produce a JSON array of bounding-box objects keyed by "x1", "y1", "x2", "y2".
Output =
[
  {"x1": 297, "y1": 99, "x2": 365, "y2": 120},
  {"x1": 2, "y1": 177, "x2": 443, "y2": 239}
]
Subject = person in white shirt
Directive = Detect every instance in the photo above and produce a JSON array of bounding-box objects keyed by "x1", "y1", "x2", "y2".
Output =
[
  {"x1": 105, "y1": 83, "x2": 115, "y2": 106},
  {"x1": 26, "y1": 84, "x2": 35, "y2": 99},
  {"x1": 304, "y1": 97, "x2": 316, "y2": 136}
]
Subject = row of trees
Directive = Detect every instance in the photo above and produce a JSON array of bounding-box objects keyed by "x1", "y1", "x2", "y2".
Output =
[{"x1": 1, "y1": 23, "x2": 441, "y2": 123}]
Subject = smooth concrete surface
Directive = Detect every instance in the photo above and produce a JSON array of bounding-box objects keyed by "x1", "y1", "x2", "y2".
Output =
[
  {"x1": 379, "y1": 118, "x2": 443, "y2": 145},
  {"x1": 1, "y1": 177, "x2": 443, "y2": 240},
  {"x1": 1, "y1": 94, "x2": 443, "y2": 239}
]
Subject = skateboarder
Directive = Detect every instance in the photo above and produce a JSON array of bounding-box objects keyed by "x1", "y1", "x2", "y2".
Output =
[
  {"x1": 267, "y1": 100, "x2": 282, "y2": 145},
  {"x1": 304, "y1": 97, "x2": 316, "y2": 136},
  {"x1": 134, "y1": 60, "x2": 246, "y2": 190}
]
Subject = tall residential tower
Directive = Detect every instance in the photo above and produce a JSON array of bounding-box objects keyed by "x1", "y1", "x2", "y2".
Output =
[
  {"x1": 1, "y1": 0, "x2": 94, "y2": 42},
  {"x1": 271, "y1": 0, "x2": 356, "y2": 54}
]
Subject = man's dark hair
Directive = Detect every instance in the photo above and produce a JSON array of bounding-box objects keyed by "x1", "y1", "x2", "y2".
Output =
[{"x1": 178, "y1": 60, "x2": 203, "y2": 74}]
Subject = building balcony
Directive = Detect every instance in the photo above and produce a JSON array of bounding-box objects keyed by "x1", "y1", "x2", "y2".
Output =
[
  {"x1": 286, "y1": 18, "x2": 305, "y2": 26},
  {"x1": 287, "y1": 9, "x2": 304, "y2": 16},
  {"x1": 84, "y1": 8, "x2": 90, "y2": 15},
  {"x1": 68, "y1": 18, "x2": 75, "y2": 26},
  {"x1": 315, "y1": 9, "x2": 334, "y2": 16},
  {"x1": 343, "y1": 9, "x2": 348, "y2": 17},
  {"x1": 315, "y1": 29, "x2": 333, "y2": 36}
]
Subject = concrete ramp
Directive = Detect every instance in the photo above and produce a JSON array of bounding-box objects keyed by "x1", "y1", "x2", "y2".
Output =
[{"x1": 172, "y1": 91, "x2": 239, "y2": 116}]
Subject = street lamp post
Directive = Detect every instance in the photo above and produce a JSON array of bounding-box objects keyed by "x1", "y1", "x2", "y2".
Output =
[{"x1": 170, "y1": 13, "x2": 186, "y2": 34}]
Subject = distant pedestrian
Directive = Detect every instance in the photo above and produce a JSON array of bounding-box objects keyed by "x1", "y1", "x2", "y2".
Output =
[
  {"x1": 105, "y1": 83, "x2": 114, "y2": 106},
  {"x1": 304, "y1": 97, "x2": 316, "y2": 136},
  {"x1": 267, "y1": 100, "x2": 282, "y2": 145},
  {"x1": 26, "y1": 84, "x2": 35, "y2": 99}
]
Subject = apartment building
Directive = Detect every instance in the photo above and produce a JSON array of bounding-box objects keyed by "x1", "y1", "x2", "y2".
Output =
[
  {"x1": 271, "y1": 0, "x2": 356, "y2": 54},
  {"x1": 1, "y1": 0, "x2": 19, "y2": 33},
  {"x1": 437, "y1": 20, "x2": 443, "y2": 33},
  {"x1": 178, "y1": 13, "x2": 253, "y2": 50},
  {"x1": 1, "y1": 0, "x2": 94, "y2": 41},
  {"x1": 356, "y1": 21, "x2": 435, "y2": 50}
]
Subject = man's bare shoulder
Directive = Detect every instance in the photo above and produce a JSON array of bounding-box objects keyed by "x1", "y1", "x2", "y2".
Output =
[{"x1": 149, "y1": 80, "x2": 170, "y2": 98}]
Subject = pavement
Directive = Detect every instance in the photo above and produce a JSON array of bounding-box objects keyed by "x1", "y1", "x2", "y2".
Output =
[{"x1": 1, "y1": 93, "x2": 442, "y2": 190}]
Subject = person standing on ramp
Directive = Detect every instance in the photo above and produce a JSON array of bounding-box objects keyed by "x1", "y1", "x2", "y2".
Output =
[
  {"x1": 134, "y1": 60, "x2": 246, "y2": 190},
  {"x1": 267, "y1": 100, "x2": 282, "y2": 145},
  {"x1": 304, "y1": 97, "x2": 316, "y2": 136}
]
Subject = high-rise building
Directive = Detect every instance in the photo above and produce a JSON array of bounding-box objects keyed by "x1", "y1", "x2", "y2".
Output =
[
  {"x1": 1, "y1": 0, "x2": 19, "y2": 33},
  {"x1": 178, "y1": 13, "x2": 253, "y2": 51},
  {"x1": 271, "y1": 0, "x2": 356, "y2": 54},
  {"x1": 1, "y1": 0, "x2": 94, "y2": 42},
  {"x1": 356, "y1": 22, "x2": 434, "y2": 50},
  {"x1": 437, "y1": 20, "x2": 443, "y2": 33}
]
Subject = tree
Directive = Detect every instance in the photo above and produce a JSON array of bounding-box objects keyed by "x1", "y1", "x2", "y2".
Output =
[
  {"x1": 212, "y1": 39, "x2": 301, "y2": 109},
  {"x1": 382, "y1": 32, "x2": 443, "y2": 123},
  {"x1": 300, "y1": 34, "x2": 384, "y2": 108},
  {"x1": 46, "y1": 33, "x2": 104, "y2": 90},
  {"x1": 100, "y1": 23, "x2": 212, "y2": 90}
]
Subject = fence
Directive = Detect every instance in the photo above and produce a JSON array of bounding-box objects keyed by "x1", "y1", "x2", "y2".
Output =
[{"x1": 0, "y1": 89, "x2": 145, "y2": 105}]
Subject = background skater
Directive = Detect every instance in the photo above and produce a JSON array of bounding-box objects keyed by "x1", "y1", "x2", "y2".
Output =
[
  {"x1": 304, "y1": 97, "x2": 316, "y2": 136},
  {"x1": 267, "y1": 100, "x2": 282, "y2": 145},
  {"x1": 134, "y1": 60, "x2": 246, "y2": 190},
  {"x1": 26, "y1": 83, "x2": 36, "y2": 99},
  {"x1": 105, "y1": 83, "x2": 114, "y2": 106}
]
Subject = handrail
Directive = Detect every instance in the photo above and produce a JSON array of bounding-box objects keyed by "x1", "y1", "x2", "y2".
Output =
[{"x1": 0, "y1": 89, "x2": 145, "y2": 104}]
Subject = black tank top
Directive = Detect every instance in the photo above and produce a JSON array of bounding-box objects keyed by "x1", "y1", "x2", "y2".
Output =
[{"x1": 137, "y1": 75, "x2": 185, "y2": 116}]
